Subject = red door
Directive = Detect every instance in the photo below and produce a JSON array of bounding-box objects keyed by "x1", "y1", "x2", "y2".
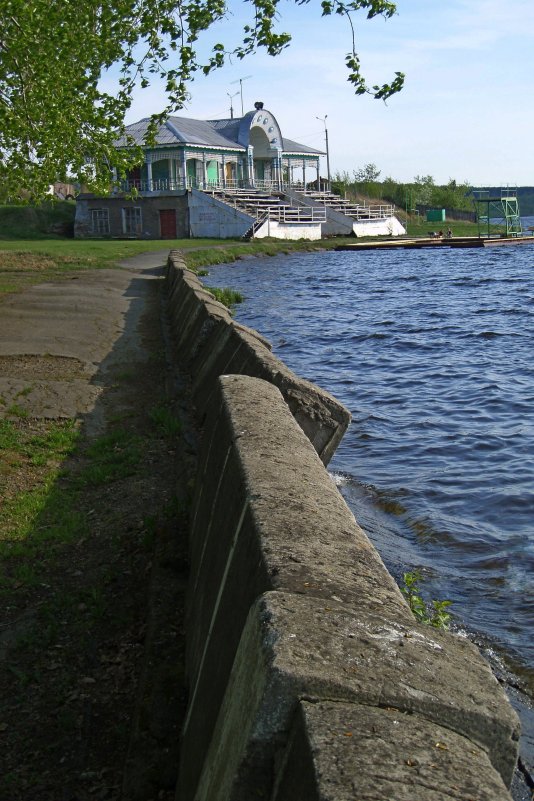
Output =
[{"x1": 159, "y1": 209, "x2": 177, "y2": 239}]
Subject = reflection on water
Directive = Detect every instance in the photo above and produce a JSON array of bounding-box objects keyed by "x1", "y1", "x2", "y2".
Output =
[{"x1": 207, "y1": 245, "x2": 534, "y2": 696}]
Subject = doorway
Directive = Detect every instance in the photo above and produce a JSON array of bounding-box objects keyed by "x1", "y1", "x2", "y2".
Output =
[{"x1": 159, "y1": 209, "x2": 177, "y2": 239}]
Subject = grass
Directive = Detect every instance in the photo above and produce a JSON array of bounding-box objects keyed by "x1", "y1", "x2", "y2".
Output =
[
  {"x1": 0, "y1": 420, "x2": 144, "y2": 589},
  {"x1": 149, "y1": 403, "x2": 182, "y2": 437},
  {"x1": 0, "y1": 202, "x2": 75, "y2": 239},
  {"x1": 0, "y1": 420, "x2": 81, "y2": 576},
  {"x1": 206, "y1": 286, "x2": 244, "y2": 311},
  {"x1": 74, "y1": 428, "x2": 142, "y2": 486},
  {"x1": 403, "y1": 217, "x2": 502, "y2": 238}
]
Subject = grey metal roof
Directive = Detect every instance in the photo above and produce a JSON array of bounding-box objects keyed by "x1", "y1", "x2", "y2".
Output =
[
  {"x1": 117, "y1": 114, "x2": 324, "y2": 156},
  {"x1": 282, "y1": 137, "x2": 324, "y2": 156},
  {"x1": 117, "y1": 116, "x2": 245, "y2": 150}
]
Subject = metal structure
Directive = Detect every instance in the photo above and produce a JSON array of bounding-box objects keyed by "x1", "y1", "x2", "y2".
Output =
[{"x1": 472, "y1": 188, "x2": 523, "y2": 238}]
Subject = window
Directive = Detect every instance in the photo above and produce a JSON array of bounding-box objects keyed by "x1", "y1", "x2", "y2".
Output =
[
  {"x1": 91, "y1": 208, "x2": 109, "y2": 235},
  {"x1": 122, "y1": 206, "x2": 142, "y2": 235}
]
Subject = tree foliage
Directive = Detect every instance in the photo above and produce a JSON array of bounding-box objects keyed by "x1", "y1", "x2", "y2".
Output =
[
  {"x1": 332, "y1": 167, "x2": 473, "y2": 212},
  {"x1": 0, "y1": 0, "x2": 404, "y2": 199}
]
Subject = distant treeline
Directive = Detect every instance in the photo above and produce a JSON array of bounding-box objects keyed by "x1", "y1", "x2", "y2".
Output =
[
  {"x1": 332, "y1": 165, "x2": 534, "y2": 217},
  {"x1": 481, "y1": 187, "x2": 534, "y2": 217}
]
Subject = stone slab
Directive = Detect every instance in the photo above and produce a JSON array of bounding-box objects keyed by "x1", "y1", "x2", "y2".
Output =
[
  {"x1": 189, "y1": 591, "x2": 519, "y2": 801},
  {"x1": 272, "y1": 701, "x2": 513, "y2": 801}
]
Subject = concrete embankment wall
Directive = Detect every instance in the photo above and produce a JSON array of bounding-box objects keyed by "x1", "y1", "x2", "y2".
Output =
[{"x1": 164, "y1": 252, "x2": 519, "y2": 801}]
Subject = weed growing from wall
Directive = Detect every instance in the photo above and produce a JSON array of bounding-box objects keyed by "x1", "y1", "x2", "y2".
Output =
[{"x1": 401, "y1": 570, "x2": 452, "y2": 629}]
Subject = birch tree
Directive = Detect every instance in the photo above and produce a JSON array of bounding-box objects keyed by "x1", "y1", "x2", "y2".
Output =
[{"x1": 0, "y1": 0, "x2": 404, "y2": 198}]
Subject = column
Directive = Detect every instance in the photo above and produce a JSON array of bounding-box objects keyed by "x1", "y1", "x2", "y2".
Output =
[
  {"x1": 146, "y1": 160, "x2": 153, "y2": 191},
  {"x1": 181, "y1": 150, "x2": 187, "y2": 188},
  {"x1": 247, "y1": 146, "x2": 254, "y2": 187}
]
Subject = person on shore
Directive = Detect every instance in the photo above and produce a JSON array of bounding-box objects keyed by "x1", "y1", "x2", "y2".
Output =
[
  {"x1": 446, "y1": 227, "x2": 453, "y2": 238},
  {"x1": 438, "y1": 230, "x2": 444, "y2": 238}
]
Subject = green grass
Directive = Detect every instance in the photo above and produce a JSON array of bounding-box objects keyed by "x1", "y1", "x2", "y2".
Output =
[
  {"x1": 402, "y1": 217, "x2": 500, "y2": 238},
  {"x1": 0, "y1": 420, "x2": 81, "y2": 572},
  {"x1": 75, "y1": 428, "x2": 142, "y2": 486},
  {"x1": 206, "y1": 286, "x2": 244, "y2": 310},
  {"x1": 0, "y1": 418, "x2": 147, "y2": 592},
  {"x1": 0, "y1": 202, "x2": 75, "y2": 240},
  {"x1": 149, "y1": 404, "x2": 182, "y2": 437}
]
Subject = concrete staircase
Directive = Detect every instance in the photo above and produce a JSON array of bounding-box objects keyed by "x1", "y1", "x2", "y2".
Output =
[
  {"x1": 292, "y1": 189, "x2": 395, "y2": 220},
  {"x1": 201, "y1": 188, "x2": 323, "y2": 239}
]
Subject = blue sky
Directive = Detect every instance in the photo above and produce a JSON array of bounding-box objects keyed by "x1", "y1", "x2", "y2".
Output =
[{"x1": 115, "y1": 0, "x2": 534, "y2": 185}]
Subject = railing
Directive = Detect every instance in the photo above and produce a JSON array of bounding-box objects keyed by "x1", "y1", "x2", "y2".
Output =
[
  {"x1": 117, "y1": 178, "x2": 188, "y2": 192},
  {"x1": 116, "y1": 178, "x2": 315, "y2": 194},
  {"x1": 261, "y1": 206, "x2": 326, "y2": 224},
  {"x1": 294, "y1": 189, "x2": 395, "y2": 220}
]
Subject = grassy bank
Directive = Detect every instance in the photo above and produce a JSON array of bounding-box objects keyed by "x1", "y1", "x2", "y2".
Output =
[
  {"x1": 403, "y1": 217, "x2": 493, "y2": 237},
  {"x1": 0, "y1": 202, "x2": 76, "y2": 239},
  {"x1": 0, "y1": 237, "x2": 356, "y2": 299}
]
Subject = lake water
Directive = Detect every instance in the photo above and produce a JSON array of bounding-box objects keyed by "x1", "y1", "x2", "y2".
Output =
[{"x1": 206, "y1": 238, "x2": 534, "y2": 701}]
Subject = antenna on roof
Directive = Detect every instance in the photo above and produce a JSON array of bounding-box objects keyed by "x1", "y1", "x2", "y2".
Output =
[
  {"x1": 227, "y1": 91, "x2": 239, "y2": 119},
  {"x1": 230, "y1": 75, "x2": 252, "y2": 116}
]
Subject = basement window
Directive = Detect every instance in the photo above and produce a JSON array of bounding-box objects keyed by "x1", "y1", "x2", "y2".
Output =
[
  {"x1": 122, "y1": 206, "x2": 142, "y2": 235},
  {"x1": 91, "y1": 208, "x2": 110, "y2": 235}
]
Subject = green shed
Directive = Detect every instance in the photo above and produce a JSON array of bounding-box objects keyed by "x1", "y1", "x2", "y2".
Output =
[{"x1": 426, "y1": 208, "x2": 446, "y2": 222}]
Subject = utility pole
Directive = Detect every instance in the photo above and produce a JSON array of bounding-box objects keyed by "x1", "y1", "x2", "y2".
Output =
[
  {"x1": 316, "y1": 115, "x2": 331, "y2": 192},
  {"x1": 231, "y1": 75, "x2": 252, "y2": 116}
]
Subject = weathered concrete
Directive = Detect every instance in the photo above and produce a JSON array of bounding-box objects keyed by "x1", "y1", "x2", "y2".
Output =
[
  {"x1": 272, "y1": 701, "x2": 514, "y2": 801},
  {"x1": 164, "y1": 253, "x2": 351, "y2": 464},
  {"x1": 283, "y1": 188, "x2": 406, "y2": 237},
  {"x1": 179, "y1": 375, "x2": 409, "y2": 799},
  {"x1": 188, "y1": 189, "x2": 253, "y2": 239},
  {"x1": 253, "y1": 219, "x2": 323, "y2": 240},
  {"x1": 75, "y1": 193, "x2": 189, "y2": 238},
  {"x1": 192, "y1": 591, "x2": 519, "y2": 801},
  {"x1": 0, "y1": 266, "x2": 164, "y2": 419},
  {"x1": 177, "y1": 374, "x2": 519, "y2": 801}
]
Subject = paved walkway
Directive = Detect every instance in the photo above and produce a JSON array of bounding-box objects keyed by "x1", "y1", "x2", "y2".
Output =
[{"x1": 0, "y1": 252, "x2": 167, "y2": 424}]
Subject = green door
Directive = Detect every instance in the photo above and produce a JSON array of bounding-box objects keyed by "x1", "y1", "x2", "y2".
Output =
[
  {"x1": 207, "y1": 160, "x2": 218, "y2": 184},
  {"x1": 186, "y1": 159, "x2": 197, "y2": 186}
]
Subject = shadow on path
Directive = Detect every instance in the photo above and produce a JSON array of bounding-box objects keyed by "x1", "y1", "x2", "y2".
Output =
[{"x1": 0, "y1": 253, "x2": 195, "y2": 800}]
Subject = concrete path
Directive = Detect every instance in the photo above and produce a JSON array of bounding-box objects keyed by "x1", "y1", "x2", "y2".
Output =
[{"x1": 0, "y1": 251, "x2": 167, "y2": 423}]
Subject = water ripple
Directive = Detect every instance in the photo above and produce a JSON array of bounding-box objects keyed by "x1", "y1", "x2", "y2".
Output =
[{"x1": 207, "y1": 245, "x2": 534, "y2": 685}]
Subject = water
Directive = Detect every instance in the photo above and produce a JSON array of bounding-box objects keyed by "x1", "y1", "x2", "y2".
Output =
[{"x1": 206, "y1": 242, "x2": 534, "y2": 693}]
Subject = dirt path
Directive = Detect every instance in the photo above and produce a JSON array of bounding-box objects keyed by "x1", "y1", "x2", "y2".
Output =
[{"x1": 0, "y1": 253, "x2": 193, "y2": 800}]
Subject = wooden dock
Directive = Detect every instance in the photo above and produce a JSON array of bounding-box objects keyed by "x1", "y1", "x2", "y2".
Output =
[{"x1": 335, "y1": 235, "x2": 534, "y2": 252}]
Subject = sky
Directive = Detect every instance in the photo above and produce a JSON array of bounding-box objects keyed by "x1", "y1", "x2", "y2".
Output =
[{"x1": 113, "y1": 0, "x2": 534, "y2": 186}]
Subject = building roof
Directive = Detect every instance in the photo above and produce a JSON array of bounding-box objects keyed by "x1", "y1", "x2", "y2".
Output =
[
  {"x1": 117, "y1": 116, "x2": 244, "y2": 151},
  {"x1": 117, "y1": 111, "x2": 324, "y2": 157}
]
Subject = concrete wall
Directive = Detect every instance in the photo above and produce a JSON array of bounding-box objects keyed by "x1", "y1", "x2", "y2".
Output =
[
  {"x1": 254, "y1": 219, "x2": 323, "y2": 240},
  {"x1": 283, "y1": 189, "x2": 406, "y2": 237},
  {"x1": 188, "y1": 189, "x2": 253, "y2": 239},
  {"x1": 164, "y1": 252, "x2": 520, "y2": 801},
  {"x1": 353, "y1": 215, "x2": 406, "y2": 237},
  {"x1": 164, "y1": 252, "x2": 350, "y2": 465},
  {"x1": 74, "y1": 193, "x2": 189, "y2": 239}
]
